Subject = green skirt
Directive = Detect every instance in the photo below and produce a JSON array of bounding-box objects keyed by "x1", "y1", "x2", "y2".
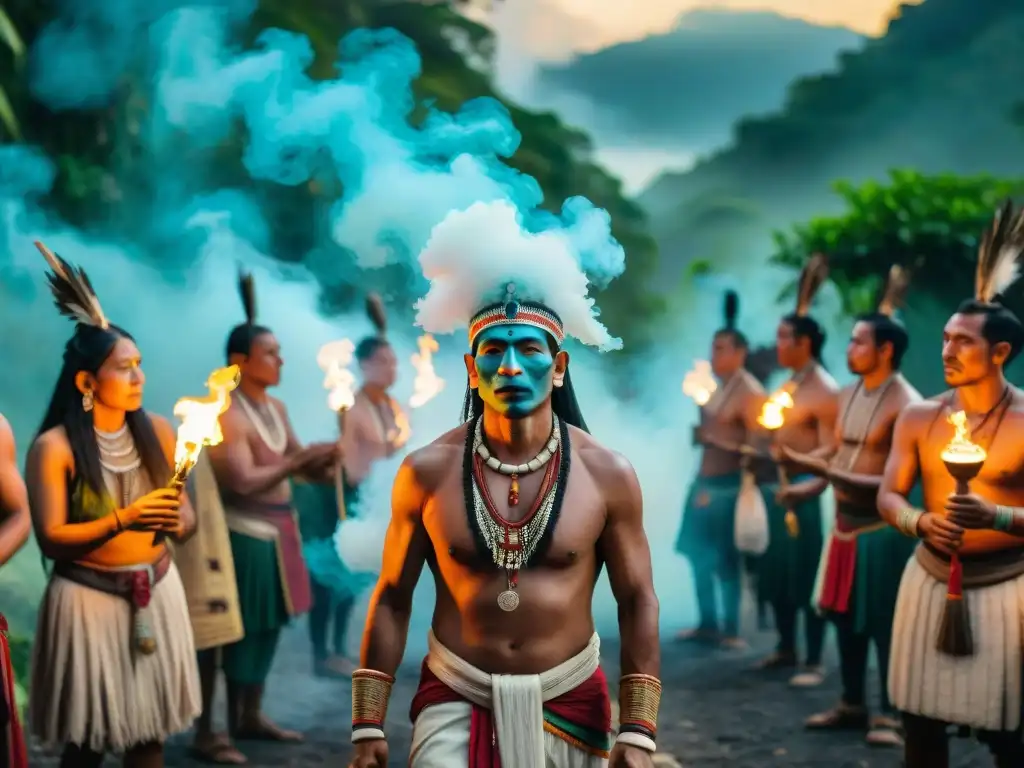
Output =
[
  {"x1": 229, "y1": 531, "x2": 289, "y2": 635},
  {"x1": 848, "y1": 524, "x2": 917, "y2": 639},
  {"x1": 756, "y1": 475, "x2": 823, "y2": 607},
  {"x1": 675, "y1": 473, "x2": 741, "y2": 571}
]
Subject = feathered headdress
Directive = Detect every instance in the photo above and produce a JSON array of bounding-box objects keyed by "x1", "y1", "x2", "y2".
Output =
[
  {"x1": 795, "y1": 253, "x2": 829, "y2": 317},
  {"x1": 876, "y1": 264, "x2": 912, "y2": 318},
  {"x1": 237, "y1": 268, "x2": 257, "y2": 325},
  {"x1": 975, "y1": 199, "x2": 1024, "y2": 304},
  {"x1": 722, "y1": 290, "x2": 739, "y2": 330},
  {"x1": 415, "y1": 200, "x2": 623, "y2": 352},
  {"x1": 35, "y1": 241, "x2": 110, "y2": 329},
  {"x1": 365, "y1": 292, "x2": 387, "y2": 338}
]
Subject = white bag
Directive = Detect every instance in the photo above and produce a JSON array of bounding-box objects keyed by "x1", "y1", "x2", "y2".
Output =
[{"x1": 734, "y1": 470, "x2": 769, "y2": 555}]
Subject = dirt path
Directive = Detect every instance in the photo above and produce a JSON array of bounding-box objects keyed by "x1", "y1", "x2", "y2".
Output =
[{"x1": 28, "y1": 619, "x2": 991, "y2": 766}]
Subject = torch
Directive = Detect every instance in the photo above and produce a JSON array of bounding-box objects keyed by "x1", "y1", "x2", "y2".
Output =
[
  {"x1": 682, "y1": 360, "x2": 717, "y2": 446},
  {"x1": 317, "y1": 340, "x2": 357, "y2": 521},
  {"x1": 159, "y1": 364, "x2": 242, "y2": 543},
  {"x1": 410, "y1": 333, "x2": 445, "y2": 409},
  {"x1": 936, "y1": 410, "x2": 984, "y2": 657},
  {"x1": 757, "y1": 388, "x2": 799, "y2": 538}
]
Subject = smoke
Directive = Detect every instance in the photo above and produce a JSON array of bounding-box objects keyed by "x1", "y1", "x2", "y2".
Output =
[{"x1": 1, "y1": 0, "x2": 856, "y2": 658}]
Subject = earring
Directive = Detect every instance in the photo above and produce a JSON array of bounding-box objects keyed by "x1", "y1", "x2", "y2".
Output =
[
  {"x1": 553, "y1": 378, "x2": 564, "y2": 388},
  {"x1": 82, "y1": 390, "x2": 94, "y2": 412}
]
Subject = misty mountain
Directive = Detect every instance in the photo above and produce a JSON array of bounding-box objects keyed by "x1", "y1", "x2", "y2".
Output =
[
  {"x1": 637, "y1": 0, "x2": 1024, "y2": 286},
  {"x1": 532, "y1": 9, "x2": 864, "y2": 154}
]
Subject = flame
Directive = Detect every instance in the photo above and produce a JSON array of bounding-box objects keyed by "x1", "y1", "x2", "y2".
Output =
[
  {"x1": 682, "y1": 360, "x2": 717, "y2": 406},
  {"x1": 409, "y1": 333, "x2": 445, "y2": 409},
  {"x1": 317, "y1": 339, "x2": 357, "y2": 412},
  {"x1": 171, "y1": 365, "x2": 241, "y2": 476},
  {"x1": 757, "y1": 389, "x2": 794, "y2": 431},
  {"x1": 941, "y1": 410, "x2": 987, "y2": 464}
]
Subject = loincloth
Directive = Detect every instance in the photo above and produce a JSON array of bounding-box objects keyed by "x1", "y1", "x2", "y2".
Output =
[
  {"x1": 675, "y1": 473, "x2": 741, "y2": 564},
  {"x1": 225, "y1": 500, "x2": 312, "y2": 617},
  {"x1": 0, "y1": 613, "x2": 27, "y2": 767},
  {"x1": 408, "y1": 630, "x2": 610, "y2": 768},
  {"x1": 888, "y1": 546, "x2": 1024, "y2": 731},
  {"x1": 29, "y1": 560, "x2": 201, "y2": 752}
]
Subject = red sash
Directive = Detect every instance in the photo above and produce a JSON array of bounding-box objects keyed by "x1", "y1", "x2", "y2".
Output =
[
  {"x1": 818, "y1": 533, "x2": 858, "y2": 614},
  {"x1": 409, "y1": 660, "x2": 611, "y2": 767},
  {"x1": 0, "y1": 615, "x2": 27, "y2": 768}
]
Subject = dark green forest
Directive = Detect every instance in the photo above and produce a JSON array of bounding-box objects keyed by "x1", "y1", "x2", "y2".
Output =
[{"x1": 0, "y1": 0, "x2": 664, "y2": 354}]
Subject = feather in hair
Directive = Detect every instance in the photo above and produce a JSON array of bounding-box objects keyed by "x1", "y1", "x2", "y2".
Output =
[
  {"x1": 723, "y1": 290, "x2": 739, "y2": 330},
  {"x1": 876, "y1": 264, "x2": 912, "y2": 318},
  {"x1": 237, "y1": 268, "x2": 257, "y2": 325},
  {"x1": 34, "y1": 241, "x2": 110, "y2": 329},
  {"x1": 365, "y1": 293, "x2": 387, "y2": 337},
  {"x1": 976, "y1": 199, "x2": 1024, "y2": 303},
  {"x1": 795, "y1": 253, "x2": 829, "y2": 317}
]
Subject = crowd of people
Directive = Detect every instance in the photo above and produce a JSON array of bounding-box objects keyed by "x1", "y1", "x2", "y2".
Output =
[{"x1": 0, "y1": 201, "x2": 1021, "y2": 768}]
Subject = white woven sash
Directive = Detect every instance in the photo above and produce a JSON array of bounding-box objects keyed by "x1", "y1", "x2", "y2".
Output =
[{"x1": 425, "y1": 629, "x2": 601, "y2": 768}]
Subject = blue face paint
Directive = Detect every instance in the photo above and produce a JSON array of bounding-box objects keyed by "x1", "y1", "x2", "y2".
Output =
[{"x1": 473, "y1": 324, "x2": 556, "y2": 418}]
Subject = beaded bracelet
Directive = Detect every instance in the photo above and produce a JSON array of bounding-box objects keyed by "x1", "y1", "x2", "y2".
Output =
[
  {"x1": 897, "y1": 507, "x2": 923, "y2": 538},
  {"x1": 617, "y1": 673, "x2": 662, "y2": 753},
  {"x1": 351, "y1": 669, "x2": 395, "y2": 743},
  {"x1": 994, "y1": 505, "x2": 1016, "y2": 532}
]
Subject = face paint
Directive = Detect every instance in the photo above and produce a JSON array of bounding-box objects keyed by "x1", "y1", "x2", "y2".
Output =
[{"x1": 473, "y1": 323, "x2": 556, "y2": 418}]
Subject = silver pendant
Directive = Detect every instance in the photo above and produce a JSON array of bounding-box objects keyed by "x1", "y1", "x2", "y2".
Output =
[{"x1": 497, "y1": 589, "x2": 519, "y2": 612}]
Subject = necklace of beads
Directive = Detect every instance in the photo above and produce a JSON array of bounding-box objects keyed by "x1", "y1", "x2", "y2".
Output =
[
  {"x1": 469, "y1": 415, "x2": 562, "y2": 612},
  {"x1": 237, "y1": 393, "x2": 287, "y2": 455},
  {"x1": 95, "y1": 424, "x2": 141, "y2": 508}
]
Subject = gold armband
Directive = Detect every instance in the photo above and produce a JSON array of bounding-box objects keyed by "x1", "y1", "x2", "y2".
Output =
[
  {"x1": 616, "y1": 673, "x2": 662, "y2": 753},
  {"x1": 897, "y1": 507, "x2": 923, "y2": 538},
  {"x1": 351, "y1": 668, "x2": 395, "y2": 743}
]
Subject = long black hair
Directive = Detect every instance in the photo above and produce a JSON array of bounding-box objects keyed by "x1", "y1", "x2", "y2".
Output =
[
  {"x1": 460, "y1": 332, "x2": 589, "y2": 433},
  {"x1": 35, "y1": 323, "x2": 170, "y2": 502}
]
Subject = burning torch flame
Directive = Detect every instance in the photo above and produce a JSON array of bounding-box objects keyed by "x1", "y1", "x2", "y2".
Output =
[
  {"x1": 317, "y1": 339, "x2": 357, "y2": 412},
  {"x1": 757, "y1": 389, "x2": 795, "y2": 431},
  {"x1": 170, "y1": 365, "x2": 241, "y2": 483},
  {"x1": 682, "y1": 360, "x2": 717, "y2": 406},
  {"x1": 941, "y1": 410, "x2": 987, "y2": 464},
  {"x1": 410, "y1": 334, "x2": 445, "y2": 409}
]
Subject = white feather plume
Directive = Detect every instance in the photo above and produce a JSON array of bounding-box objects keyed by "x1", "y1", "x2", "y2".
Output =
[
  {"x1": 976, "y1": 200, "x2": 1024, "y2": 303},
  {"x1": 414, "y1": 200, "x2": 622, "y2": 351}
]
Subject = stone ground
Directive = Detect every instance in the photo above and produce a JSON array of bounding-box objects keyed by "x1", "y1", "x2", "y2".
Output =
[{"x1": 28, "y1": 617, "x2": 992, "y2": 767}]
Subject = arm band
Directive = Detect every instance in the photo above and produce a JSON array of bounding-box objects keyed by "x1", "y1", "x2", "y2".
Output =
[
  {"x1": 351, "y1": 668, "x2": 395, "y2": 743},
  {"x1": 897, "y1": 507, "x2": 923, "y2": 538},
  {"x1": 616, "y1": 673, "x2": 662, "y2": 753},
  {"x1": 994, "y1": 505, "x2": 1023, "y2": 532}
]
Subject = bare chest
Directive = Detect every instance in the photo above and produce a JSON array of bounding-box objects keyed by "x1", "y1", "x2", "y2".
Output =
[
  {"x1": 920, "y1": 411, "x2": 1024, "y2": 500},
  {"x1": 425, "y1": 457, "x2": 606, "y2": 572}
]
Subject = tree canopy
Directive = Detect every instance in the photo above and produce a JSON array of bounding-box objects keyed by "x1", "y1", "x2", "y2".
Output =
[{"x1": 770, "y1": 169, "x2": 1024, "y2": 315}]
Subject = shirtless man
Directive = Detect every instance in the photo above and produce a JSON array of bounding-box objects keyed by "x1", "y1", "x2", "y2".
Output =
[
  {"x1": 755, "y1": 254, "x2": 839, "y2": 688},
  {"x1": 789, "y1": 267, "x2": 920, "y2": 746},
  {"x1": 676, "y1": 290, "x2": 765, "y2": 649},
  {"x1": 347, "y1": 215, "x2": 661, "y2": 768},
  {"x1": 880, "y1": 203, "x2": 1024, "y2": 767},
  {"x1": 301, "y1": 295, "x2": 409, "y2": 678},
  {"x1": 0, "y1": 415, "x2": 33, "y2": 768},
  {"x1": 193, "y1": 273, "x2": 338, "y2": 762}
]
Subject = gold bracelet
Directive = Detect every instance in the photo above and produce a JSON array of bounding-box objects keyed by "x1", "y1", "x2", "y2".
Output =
[
  {"x1": 351, "y1": 668, "x2": 394, "y2": 742},
  {"x1": 897, "y1": 507, "x2": 922, "y2": 538},
  {"x1": 618, "y1": 673, "x2": 662, "y2": 739}
]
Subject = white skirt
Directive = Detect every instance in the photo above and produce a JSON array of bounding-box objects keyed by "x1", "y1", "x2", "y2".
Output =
[
  {"x1": 29, "y1": 563, "x2": 202, "y2": 752},
  {"x1": 888, "y1": 555, "x2": 1024, "y2": 731}
]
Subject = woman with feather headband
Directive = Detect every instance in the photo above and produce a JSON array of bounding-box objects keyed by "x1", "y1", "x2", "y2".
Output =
[
  {"x1": 347, "y1": 201, "x2": 661, "y2": 768},
  {"x1": 195, "y1": 271, "x2": 339, "y2": 758},
  {"x1": 783, "y1": 265, "x2": 922, "y2": 747},
  {"x1": 752, "y1": 253, "x2": 840, "y2": 688},
  {"x1": 879, "y1": 201, "x2": 1024, "y2": 766},
  {"x1": 674, "y1": 290, "x2": 772, "y2": 650},
  {"x1": 26, "y1": 243, "x2": 201, "y2": 766},
  {"x1": 296, "y1": 293, "x2": 409, "y2": 680}
]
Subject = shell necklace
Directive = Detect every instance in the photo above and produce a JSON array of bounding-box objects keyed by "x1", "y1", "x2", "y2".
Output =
[
  {"x1": 470, "y1": 416, "x2": 561, "y2": 612},
  {"x1": 237, "y1": 392, "x2": 287, "y2": 456},
  {"x1": 474, "y1": 417, "x2": 559, "y2": 505},
  {"x1": 95, "y1": 424, "x2": 142, "y2": 508}
]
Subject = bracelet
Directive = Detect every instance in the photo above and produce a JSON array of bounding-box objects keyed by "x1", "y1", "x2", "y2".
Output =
[
  {"x1": 351, "y1": 668, "x2": 394, "y2": 743},
  {"x1": 896, "y1": 507, "x2": 923, "y2": 538},
  {"x1": 618, "y1": 673, "x2": 662, "y2": 751},
  {"x1": 994, "y1": 505, "x2": 1016, "y2": 531}
]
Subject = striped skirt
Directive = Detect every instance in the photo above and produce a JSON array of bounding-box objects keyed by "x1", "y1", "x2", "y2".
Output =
[{"x1": 888, "y1": 555, "x2": 1024, "y2": 731}]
